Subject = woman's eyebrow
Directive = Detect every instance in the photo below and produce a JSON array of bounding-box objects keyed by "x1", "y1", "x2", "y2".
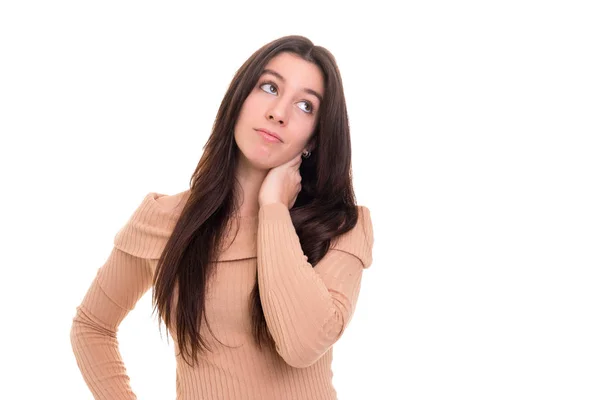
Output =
[{"x1": 261, "y1": 69, "x2": 323, "y2": 103}]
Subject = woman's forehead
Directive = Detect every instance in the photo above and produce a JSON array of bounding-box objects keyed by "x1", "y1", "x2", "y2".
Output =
[{"x1": 262, "y1": 52, "x2": 324, "y2": 96}]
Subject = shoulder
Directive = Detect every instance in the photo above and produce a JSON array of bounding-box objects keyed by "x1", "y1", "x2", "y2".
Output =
[
  {"x1": 330, "y1": 205, "x2": 374, "y2": 269},
  {"x1": 155, "y1": 189, "x2": 191, "y2": 215},
  {"x1": 113, "y1": 189, "x2": 191, "y2": 259}
]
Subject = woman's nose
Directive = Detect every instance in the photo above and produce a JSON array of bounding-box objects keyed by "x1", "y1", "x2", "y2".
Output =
[
  {"x1": 268, "y1": 114, "x2": 284, "y2": 125},
  {"x1": 266, "y1": 101, "x2": 288, "y2": 126}
]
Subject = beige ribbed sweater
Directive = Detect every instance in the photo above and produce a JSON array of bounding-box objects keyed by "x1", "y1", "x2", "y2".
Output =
[{"x1": 70, "y1": 190, "x2": 374, "y2": 399}]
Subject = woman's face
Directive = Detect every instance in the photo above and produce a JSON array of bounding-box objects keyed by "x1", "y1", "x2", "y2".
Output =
[{"x1": 234, "y1": 51, "x2": 324, "y2": 170}]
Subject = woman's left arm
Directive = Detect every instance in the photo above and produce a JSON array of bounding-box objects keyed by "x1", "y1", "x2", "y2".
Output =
[{"x1": 256, "y1": 202, "x2": 374, "y2": 368}]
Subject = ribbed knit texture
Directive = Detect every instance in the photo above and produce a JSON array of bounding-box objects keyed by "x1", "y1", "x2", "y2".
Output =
[{"x1": 70, "y1": 190, "x2": 374, "y2": 400}]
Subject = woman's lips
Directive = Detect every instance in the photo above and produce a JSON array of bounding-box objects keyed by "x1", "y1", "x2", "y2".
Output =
[{"x1": 255, "y1": 129, "x2": 283, "y2": 143}]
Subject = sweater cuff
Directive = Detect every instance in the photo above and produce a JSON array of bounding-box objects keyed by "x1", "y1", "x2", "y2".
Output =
[{"x1": 258, "y1": 202, "x2": 292, "y2": 222}]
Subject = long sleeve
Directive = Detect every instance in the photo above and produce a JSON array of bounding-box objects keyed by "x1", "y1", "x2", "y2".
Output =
[
  {"x1": 70, "y1": 248, "x2": 153, "y2": 399},
  {"x1": 70, "y1": 191, "x2": 184, "y2": 399},
  {"x1": 256, "y1": 203, "x2": 374, "y2": 369}
]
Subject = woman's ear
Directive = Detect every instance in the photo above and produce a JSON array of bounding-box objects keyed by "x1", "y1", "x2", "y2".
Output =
[{"x1": 306, "y1": 136, "x2": 317, "y2": 153}]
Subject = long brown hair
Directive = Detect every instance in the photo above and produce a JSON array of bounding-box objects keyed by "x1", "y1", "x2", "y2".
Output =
[{"x1": 152, "y1": 35, "x2": 361, "y2": 367}]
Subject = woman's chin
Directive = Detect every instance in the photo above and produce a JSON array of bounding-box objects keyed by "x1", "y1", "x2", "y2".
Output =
[{"x1": 239, "y1": 149, "x2": 279, "y2": 171}]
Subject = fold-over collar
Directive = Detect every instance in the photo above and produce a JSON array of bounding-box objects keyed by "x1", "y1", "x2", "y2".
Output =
[
  {"x1": 113, "y1": 191, "x2": 259, "y2": 262},
  {"x1": 329, "y1": 206, "x2": 374, "y2": 269},
  {"x1": 113, "y1": 191, "x2": 372, "y2": 267},
  {"x1": 217, "y1": 217, "x2": 258, "y2": 262}
]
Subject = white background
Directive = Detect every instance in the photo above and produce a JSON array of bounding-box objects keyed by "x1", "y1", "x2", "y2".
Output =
[{"x1": 1, "y1": 1, "x2": 599, "y2": 399}]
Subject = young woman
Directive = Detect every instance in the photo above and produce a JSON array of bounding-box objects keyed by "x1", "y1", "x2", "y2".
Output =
[{"x1": 70, "y1": 35, "x2": 374, "y2": 400}]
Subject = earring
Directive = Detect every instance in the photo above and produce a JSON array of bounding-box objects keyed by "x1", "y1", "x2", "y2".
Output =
[{"x1": 302, "y1": 149, "x2": 311, "y2": 158}]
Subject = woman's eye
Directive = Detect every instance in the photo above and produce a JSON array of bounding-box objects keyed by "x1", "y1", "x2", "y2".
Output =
[
  {"x1": 259, "y1": 82, "x2": 313, "y2": 114},
  {"x1": 297, "y1": 101, "x2": 313, "y2": 113},
  {"x1": 259, "y1": 82, "x2": 277, "y2": 95}
]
